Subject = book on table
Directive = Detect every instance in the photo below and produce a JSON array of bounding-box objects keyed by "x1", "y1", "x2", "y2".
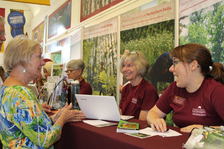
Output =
[{"x1": 116, "y1": 120, "x2": 139, "y2": 133}]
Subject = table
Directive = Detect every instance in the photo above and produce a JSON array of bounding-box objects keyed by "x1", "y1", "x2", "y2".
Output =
[{"x1": 53, "y1": 118, "x2": 189, "y2": 149}]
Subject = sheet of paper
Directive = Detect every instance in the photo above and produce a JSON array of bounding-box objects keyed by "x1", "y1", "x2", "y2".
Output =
[
  {"x1": 139, "y1": 127, "x2": 182, "y2": 137},
  {"x1": 120, "y1": 115, "x2": 134, "y2": 120},
  {"x1": 83, "y1": 120, "x2": 117, "y2": 127}
]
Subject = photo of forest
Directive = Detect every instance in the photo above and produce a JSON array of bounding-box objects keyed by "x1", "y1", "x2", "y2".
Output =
[
  {"x1": 83, "y1": 33, "x2": 117, "y2": 97},
  {"x1": 180, "y1": 1, "x2": 224, "y2": 63},
  {"x1": 120, "y1": 20, "x2": 175, "y2": 94}
]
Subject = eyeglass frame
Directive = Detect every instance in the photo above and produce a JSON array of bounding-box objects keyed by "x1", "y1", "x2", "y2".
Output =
[
  {"x1": 32, "y1": 55, "x2": 43, "y2": 61},
  {"x1": 172, "y1": 59, "x2": 193, "y2": 67},
  {"x1": 0, "y1": 31, "x2": 6, "y2": 38},
  {"x1": 65, "y1": 69, "x2": 77, "y2": 73}
]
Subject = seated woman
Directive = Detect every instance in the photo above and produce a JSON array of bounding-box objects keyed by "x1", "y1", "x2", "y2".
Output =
[
  {"x1": 147, "y1": 43, "x2": 224, "y2": 133},
  {"x1": 0, "y1": 35, "x2": 85, "y2": 148},
  {"x1": 119, "y1": 50, "x2": 158, "y2": 121},
  {"x1": 66, "y1": 59, "x2": 92, "y2": 95}
]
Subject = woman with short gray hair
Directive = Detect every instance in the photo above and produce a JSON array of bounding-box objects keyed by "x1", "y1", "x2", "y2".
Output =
[{"x1": 66, "y1": 59, "x2": 92, "y2": 95}]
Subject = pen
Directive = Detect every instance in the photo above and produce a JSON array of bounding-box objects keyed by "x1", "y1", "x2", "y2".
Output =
[{"x1": 145, "y1": 125, "x2": 169, "y2": 132}]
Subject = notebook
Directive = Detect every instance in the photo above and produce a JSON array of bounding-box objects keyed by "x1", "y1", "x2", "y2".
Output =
[{"x1": 75, "y1": 94, "x2": 121, "y2": 122}]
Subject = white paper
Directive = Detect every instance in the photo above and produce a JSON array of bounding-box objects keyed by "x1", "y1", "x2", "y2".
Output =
[
  {"x1": 120, "y1": 115, "x2": 134, "y2": 120},
  {"x1": 83, "y1": 120, "x2": 113, "y2": 126},
  {"x1": 139, "y1": 127, "x2": 182, "y2": 137}
]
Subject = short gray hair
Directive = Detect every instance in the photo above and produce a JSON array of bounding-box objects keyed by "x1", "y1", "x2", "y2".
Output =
[
  {"x1": 66, "y1": 59, "x2": 85, "y2": 74},
  {"x1": 0, "y1": 16, "x2": 5, "y2": 25}
]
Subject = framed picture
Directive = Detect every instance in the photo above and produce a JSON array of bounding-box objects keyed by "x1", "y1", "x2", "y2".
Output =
[
  {"x1": 81, "y1": 0, "x2": 123, "y2": 22},
  {"x1": 48, "y1": 0, "x2": 71, "y2": 39},
  {"x1": 32, "y1": 21, "x2": 44, "y2": 43}
]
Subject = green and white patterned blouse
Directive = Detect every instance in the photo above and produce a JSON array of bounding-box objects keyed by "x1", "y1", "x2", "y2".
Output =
[{"x1": 0, "y1": 85, "x2": 61, "y2": 148}]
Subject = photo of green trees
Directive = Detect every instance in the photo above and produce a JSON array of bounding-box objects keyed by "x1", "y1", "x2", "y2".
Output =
[
  {"x1": 180, "y1": 1, "x2": 224, "y2": 63},
  {"x1": 120, "y1": 20, "x2": 175, "y2": 94},
  {"x1": 83, "y1": 33, "x2": 117, "y2": 96}
]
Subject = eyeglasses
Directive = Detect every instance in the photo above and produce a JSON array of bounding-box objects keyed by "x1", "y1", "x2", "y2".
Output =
[
  {"x1": 32, "y1": 55, "x2": 43, "y2": 61},
  {"x1": 130, "y1": 51, "x2": 139, "y2": 56},
  {"x1": 65, "y1": 69, "x2": 76, "y2": 73},
  {"x1": 172, "y1": 60, "x2": 192, "y2": 67},
  {"x1": 0, "y1": 31, "x2": 6, "y2": 37},
  {"x1": 172, "y1": 60, "x2": 182, "y2": 67}
]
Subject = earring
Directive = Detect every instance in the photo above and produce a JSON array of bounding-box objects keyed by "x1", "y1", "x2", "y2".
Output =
[{"x1": 23, "y1": 68, "x2": 26, "y2": 73}]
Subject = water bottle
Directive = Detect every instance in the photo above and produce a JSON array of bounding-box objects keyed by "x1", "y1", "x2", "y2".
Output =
[
  {"x1": 71, "y1": 80, "x2": 80, "y2": 109},
  {"x1": 67, "y1": 83, "x2": 71, "y2": 104}
]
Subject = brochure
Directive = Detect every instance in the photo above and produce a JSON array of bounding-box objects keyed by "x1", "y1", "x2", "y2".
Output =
[{"x1": 116, "y1": 120, "x2": 139, "y2": 133}]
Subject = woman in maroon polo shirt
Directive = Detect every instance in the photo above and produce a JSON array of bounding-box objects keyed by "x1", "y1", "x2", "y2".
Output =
[
  {"x1": 66, "y1": 59, "x2": 92, "y2": 95},
  {"x1": 119, "y1": 50, "x2": 158, "y2": 121},
  {"x1": 147, "y1": 43, "x2": 224, "y2": 133}
]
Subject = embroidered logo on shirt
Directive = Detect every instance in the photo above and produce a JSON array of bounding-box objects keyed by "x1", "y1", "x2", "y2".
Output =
[
  {"x1": 173, "y1": 95, "x2": 185, "y2": 105},
  {"x1": 192, "y1": 107, "x2": 206, "y2": 116},
  {"x1": 132, "y1": 98, "x2": 137, "y2": 104}
]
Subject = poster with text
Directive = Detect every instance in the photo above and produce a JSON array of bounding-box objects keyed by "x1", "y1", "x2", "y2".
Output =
[
  {"x1": 83, "y1": 17, "x2": 117, "y2": 97},
  {"x1": 70, "y1": 29, "x2": 82, "y2": 60},
  {"x1": 8, "y1": 9, "x2": 25, "y2": 37},
  {"x1": 179, "y1": 0, "x2": 224, "y2": 63},
  {"x1": 120, "y1": 1, "x2": 175, "y2": 94}
]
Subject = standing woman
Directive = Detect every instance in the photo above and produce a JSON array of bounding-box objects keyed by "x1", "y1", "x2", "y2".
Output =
[
  {"x1": 0, "y1": 35, "x2": 85, "y2": 148},
  {"x1": 119, "y1": 50, "x2": 158, "y2": 121},
  {"x1": 147, "y1": 44, "x2": 224, "y2": 133}
]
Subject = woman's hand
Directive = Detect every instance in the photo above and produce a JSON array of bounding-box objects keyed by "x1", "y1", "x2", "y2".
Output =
[
  {"x1": 180, "y1": 125, "x2": 203, "y2": 133},
  {"x1": 60, "y1": 103, "x2": 86, "y2": 123},
  {"x1": 151, "y1": 118, "x2": 167, "y2": 133},
  {"x1": 52, "y1": 103, "x2": 86, "y2": 125},
  {"x1": 41, "y1": 103, "x2": 51, "y2": 113},
  {"x1": 146, "y1": 105, "x2": 167, "y2": 132}
]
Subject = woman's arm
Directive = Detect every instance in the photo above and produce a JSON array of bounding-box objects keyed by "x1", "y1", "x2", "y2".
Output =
[
  {"x1": 146, "y1": 105, "x2": 167, "y2": 132},
  {"x1": 139, "y1": 110, "x2": 148, "y2": 121}
]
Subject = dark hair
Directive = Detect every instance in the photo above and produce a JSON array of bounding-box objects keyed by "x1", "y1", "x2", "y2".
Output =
[{"x1": 170, "y1": 43, "x2": 224, "y2": 84}]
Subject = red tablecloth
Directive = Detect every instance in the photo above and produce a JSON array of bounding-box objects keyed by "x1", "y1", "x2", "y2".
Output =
[{"x1": 53, "y1": 118, "x2": 189, "y2": 149}]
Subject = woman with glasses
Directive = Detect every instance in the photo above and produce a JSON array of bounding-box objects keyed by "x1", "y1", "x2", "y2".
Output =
[
  {"x1": 119, "y1": 50, "x2": 158, "y2": 121},
  {"x1": 66, "y1": 59, "x2": 92, "y2": 95},
  {"x1": 147, "y1": 43, "x2": 224, "y2": 133},
  {"x1": 0, "y1": 35, "x2": 85, "y2": 148}
]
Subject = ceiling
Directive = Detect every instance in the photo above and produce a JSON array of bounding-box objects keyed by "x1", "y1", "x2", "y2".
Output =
[
  {"x1": 26, "y1": 0, "x2": 56, "y2": 17},
  {"x1": 1, "y1": 0, "x2": 56, "y2": 17}
]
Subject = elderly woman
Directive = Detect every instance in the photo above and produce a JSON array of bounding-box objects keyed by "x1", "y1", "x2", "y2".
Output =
[
  {"x1": 119, "y1": 50, "x2": 158, "y2": 121},
  {"x1": 147, "y1": 44, "x2": 224, "y2": 133},
  {"x1": 0, "y1": 35, "x2": 85, "y2": 148},
  {"x1": 66, "y1": 59, "x2": 92, "y2": 95}
]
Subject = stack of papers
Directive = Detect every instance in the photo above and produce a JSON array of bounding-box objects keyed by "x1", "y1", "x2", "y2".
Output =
[
  {"x1": 120, "y1": 115, "x2": 134, "y2": 120},
  {"x1": 139, "y1": 127, "x2": 182, "y2": 137},
  {"x1": 83, "y1": 120, "x2": 117, "y2": 127}
]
